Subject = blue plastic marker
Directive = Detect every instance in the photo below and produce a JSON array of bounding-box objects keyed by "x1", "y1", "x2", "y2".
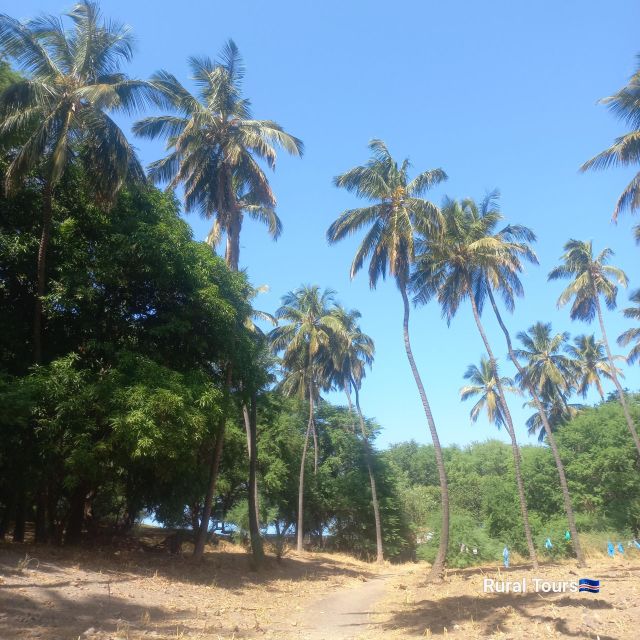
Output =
[
  {"x1": 607, "y1": 541, "x2": 615, "y2": 557},
  {"x1": 618, "y1": 542, "x2": 625, "y2": 554},
  {"x1": 544, "y1": 538, "x2": 553, "y2": 549},
  {"x1": 503, "y1": 546, "x2": 510, "y2": 568}
]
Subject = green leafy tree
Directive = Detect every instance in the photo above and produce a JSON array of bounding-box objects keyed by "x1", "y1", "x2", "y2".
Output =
[
  {"x1": 327, "y1": 139, "x2": 450, "y2": 580},
  {"x1": 0, "y1": 1, "x2": 150, "y2": 362},
  {"x1": 549, "y1": 239, "x2": 640, "y2": 455}
]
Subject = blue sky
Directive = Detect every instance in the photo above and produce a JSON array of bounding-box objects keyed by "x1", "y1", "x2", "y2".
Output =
[{"x1": 12, "y1": 0, "x2": 640, "y2": 449}]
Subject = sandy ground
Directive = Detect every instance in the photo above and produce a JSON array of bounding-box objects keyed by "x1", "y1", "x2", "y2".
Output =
[{"x1": 1, "y1": 540, "x2": 639, "y2": 639}]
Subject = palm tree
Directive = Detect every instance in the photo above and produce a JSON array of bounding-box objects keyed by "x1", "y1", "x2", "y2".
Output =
[
  {"x1": 566, "y1": 334, "x2": 623, "y2": 400},
  {"x1": 461, "y1": 357, "x2": 522, "y2": 424},
  {"x1": 524, "y1": 395, "x2": 582, "y2": 442},
  {"x1": 329, "y1": 305, "x2": 384, "y2": 564},
  {"x1": 327, "y1": 139, "x2": 450, "y2": 579},
  {"x1": 412, "y1": 193, "x2": 538, "y2": 568},
  {"x1": 618, "y1": 290, "x2": 640, "y2": 366},
  {"x1": 548, "y1": 240, "x2": 640, "y2": 455},
  {"x1": 134, "y1": 42, "x2": 302, "y2": 561},
  {"x1": 514, "y1": 323, "x2": 574, "y2": 406},
  {"x1": 580, "y1": 55, "x2": 640, "y2": 221},
  {"x1": 0, "y1": 1, "x2": 150, "y2": 363},
  {"x1": 270, "y1": 285, "x2": 342, "y2": 552},
  {"x1": 133, "y1": 40, "x2": 303, "y2": 271}
]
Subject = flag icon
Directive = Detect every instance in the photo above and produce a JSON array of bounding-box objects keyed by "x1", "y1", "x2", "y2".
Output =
[{"x1": 578, "y1": 578, "x2": 600, "y2": 593}]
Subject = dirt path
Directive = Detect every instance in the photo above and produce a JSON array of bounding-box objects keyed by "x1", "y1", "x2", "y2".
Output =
[{"x1": 268, "y1": 568, "x2": 403, "y2": 639}]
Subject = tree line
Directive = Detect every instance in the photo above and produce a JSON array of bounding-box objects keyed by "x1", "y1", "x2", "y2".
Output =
[{"x1": 0, "y1": 2, "x2": 639, "y2": 574}]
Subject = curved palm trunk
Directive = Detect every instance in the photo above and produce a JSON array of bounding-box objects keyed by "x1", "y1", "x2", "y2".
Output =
[
  {"x1": 296, "y1": 391, "x2": 314, "y2": 552},
  {"x1": 467, "y1": 283, "x2": 538, "y2": 569},
  {"x1": 351, "y1": 381, "x2": 384, "y2": 564},
  {"x1": 595, "y1": 298, "x2": 640, "y2": 455},
  {"x1": 399, "y1": 283, "x2": 449, "y2": 580},
  {"x1": 194, "y1": 365, "x2": 233, "y2": 560},
  {"x1": 487, "y1": 289, "x2": 586, "y2": 567},
  {"x1": 33, "y1": 182, "x2": 53, "y2": 364},
  {"x1": 244, "y1": 391, "x2": 264, "y2": 566}
]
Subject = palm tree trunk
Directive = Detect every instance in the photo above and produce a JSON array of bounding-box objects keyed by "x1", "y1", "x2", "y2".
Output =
[
  {"x1": 193, "y1": 365, "x2": 233, "y2": 560},
  {"x1": 33, "y1": 181, "x2": 53, "y2": 364},
  {"x1": 595, "y1": 298, "x2": 640, "y2": 455},
  {"x1": 352, "y1": 380, "x2": 384, "y2": 564},
  {"x1": 244, "y1": 391, "x2": 264, "y2": 566},
  {"x1": 296, "y1": 391, "x2": 314, "y2": 552},
  {"x1": 399, "y1": 283, "x2": 449, "y2": 580},
  {"x1": 467, "y1": 282, "x2": 538, "y2": 569},
  {"x1": 486, "y1": 289, "x2": 586, "y2": 567}
]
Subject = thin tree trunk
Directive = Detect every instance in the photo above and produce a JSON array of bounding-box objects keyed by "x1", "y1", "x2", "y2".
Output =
[
  {"x1": 486, "y1": 289, "x2": 586, "y2": 567},
  {"x1": 467, "y1": 282, "x2": 538, "y2": 569},
  {"x1": 244, "y1": 392, "x2": 264, "y2": 566},
  {"x1": 243, "y1": 402, "x2": 261, "y2": 531},
  {"x1": 33, "y1": 181, "x2": 53, "y2": 364},
  {"x1": 399, "y1": 283, "x2": 449, "y2": 580},
  {"x1": 595, "y1": 298, "x2": 640, "y2": 455},
  {"x1": 296, "y1": 392, "x2": 314, "y2": 553},
  {"x1": 193, "y1": 365, "x2": 233, "y2": 560},
  {"x1": 352, "y1": 380, "x2": 384, "y2": 564}
]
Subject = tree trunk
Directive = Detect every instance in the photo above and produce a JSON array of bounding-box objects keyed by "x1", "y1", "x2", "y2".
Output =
[
  {"x1": 296, "y1": 391, "x2": 314, "y2": 553},
  {"x1": 486, "y1": 288, "x2": 586, "y2": 567},
  {"x1": 352, "y1": 380, "x2": 384, "y2": 564},
  {"x1": 399, "y1": 283, "x2": 449, "y2": 580},
  {"x1": 193, "y1": 365, "x2": 233, "y2": 560},
  {"x1": 595, "y1": 298, "x2": 640, "y2": 455},
  {"x1": 64, "y1": 486, "x2": 86, "y2": 545},
  {"x1": 244, "y1": 391, "x2": 264, "y2": 566},
  {"x1": 12, "y1": 488, "x2": 26, "y2": 543},
  {"x1": 34, "y1": 488, "x2": 47, "y2": 544},
  {"x1": 467, "y1": 282, "x2": 538, "y2": 569},
  {"x1": 33, "y1": 181, "x2": 53, "y2": 364}
]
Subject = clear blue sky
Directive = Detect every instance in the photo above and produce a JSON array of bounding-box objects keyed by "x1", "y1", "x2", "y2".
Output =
[{"x1": 12, "y1": 0, "x2": 640, "y2": 448}]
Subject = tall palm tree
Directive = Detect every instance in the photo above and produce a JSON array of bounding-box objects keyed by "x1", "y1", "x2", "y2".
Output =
[
  {"x1": 618, "y1": 290, "x2": 640, "y2": 366},
  {"x1": 580, "y1": 55, "x2": 640, "y2": 222},
  {"x1": 327, "y1": 139, "x2": 450, "y2": 579},
  {"x1": 270, "y1": 285, "x2": 342, "y2": 552},
  {"x1": 548, "y1": 240, "x2": 640, "y2": 455},
  {"x1": 0, "y1": 1, "x2": 150, "y2": 363},
  {"x1": 524, "y1": 395, "x2": 581, "y2": 442},
  {"x1": 412, "y1": 193, "x2": 538, "y2": 568},
  {"x1": 133, "y1": 40, "x2": 303, "y2": 271},
  {"x1": 514, "y1": 323, "x2": 574, "y2": 406},
  {"x1": 134, "y1": 42, "x2": 302, "y2": 561},
  {"x1": 329, "y1": 305, "x2": 384, "y2": 563},
  {"x1": 566, "y1": 334, "x2": 623, "y2": 400}
]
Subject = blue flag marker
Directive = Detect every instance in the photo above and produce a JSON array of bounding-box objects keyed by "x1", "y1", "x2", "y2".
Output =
[
  {"x1": 617, "y1": 542, "x2": 624, "y2": 554},
  {"x1": 634, "y1": 540, "x2": 640, "y2": 550},
  {"x1": 565, "y1": 530, "x2": 571, "y2": 541},
  {"x1": 607, "y1": 541, "x2": 615, "y2": 557},
  {"x1": 503, "y1": 546, "x2": 510, "y2": 568},
  {"x1": 544, "y1": 538, "x2": 553, "y2": 549},
  {"x1": 578, "y1": 578, "x2": 600, "y2": 593}
]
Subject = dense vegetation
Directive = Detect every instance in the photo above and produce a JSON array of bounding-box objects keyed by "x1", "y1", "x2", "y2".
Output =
[{"x1": 0, "y1": 2, "x2": 639, "y2": 575}]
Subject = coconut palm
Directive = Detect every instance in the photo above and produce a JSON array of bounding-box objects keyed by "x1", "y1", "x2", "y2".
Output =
[
  {"x1": 329, "y1": 305, "x2": 383, "y2": 563},
  {"x1": 618, "y1": 290, "x2": 640, "y2": 366},
  {"x1": 524, "y1": 394, "x2": 581, "y2": 442},
  {"x1": 327, "y1": 139, "x2": 450, "y2": 579},
  {"x1": 566, "y1": 334, "x2": 623, "y2": 400},
  {"x1": 514, "y1": 323, "x2": 574, "y2": 405},
  {"x1": 0, "y1": 1, "x2": 150, "y2": 363},
  {"x1": 580, "y1": 55, "x2": 640, "y2": 221},
  {"x1": 133, "y1": 40, "x2": 303, "y2": 271},
  {"x1": 270, "y1": 285, "x2": 343, "y2": 552},
  {"x1": 548, "y1": 240, "x2": 640, "y2": 455},
  {"x1": 412, "y1": 193, "x2": 538, "y2": 568},
  {"x1": 461, "y1": 357, "x2": 521, "y2": 425}
]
